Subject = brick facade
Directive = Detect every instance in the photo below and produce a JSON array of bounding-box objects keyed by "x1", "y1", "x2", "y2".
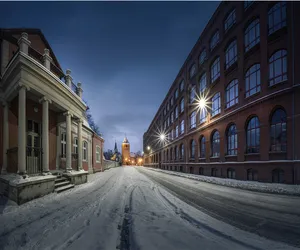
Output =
[{"x1": 143, "y1": 2, "x2": 300, "y2": 184}]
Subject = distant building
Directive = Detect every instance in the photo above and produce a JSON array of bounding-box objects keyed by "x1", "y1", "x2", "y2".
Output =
[{"x1": 121, "y1": 136, "x2": 130, "y2": 165}]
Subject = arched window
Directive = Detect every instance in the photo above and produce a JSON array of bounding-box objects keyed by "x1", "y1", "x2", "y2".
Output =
[
  {"x1": 199, "y1": 136, "x2": 206, "y2": 158},
  {"x1": 268, "y1": 2, "x2": 287, "y2": 35},
  {"x1": 199, "y1": 167, "x2": 204, "y2": 175},
  {"x1": 211, "y1": 92, "x2": 221, "y2": 116},
  {"x1": 199, "y1": 73, "x2": 207, "y2": 94},
  {"x1": 226, "y1": 79, "x2": 238, "y2": 108},
  {"x1": 270, "y1": 108, "x2": 287, "y2": 152},
  {"x1": 174, "y1": 146, "x2": 178, "y2": 160},
  {"x1": 190, "y1": 111, "x2": 196, "y2": 129},
  {"x1": 210, "y1": 30, "x2": 220, "y2": 51},
  {"x1": 245, "y1": 64, "x2": 261, "y2": 97},
  {"x1": 189, "y1": 64, "x2": 196, "y2": 78},
  {"x1": 225, "y1": 40, "x2": 237, "y2": 69},
  {"x1": 199, "y1": 49, "x2": 206, "y2": 65},
  {"x1": 246, "y1": 116, "x2": 260, "y2": 153},
  {"x1": 227, "y1": 168, "x2": 236, "y2": 179},
  {"x1": 180, "y1": 144, "x2": 184, "y2": 159},
  {"x1": 180, "y1": 80, "x2": 185, "y2": 92},
  {"x1": 175, "y1": 125, "x2": 179, "y2": 138},
  {"x1": 180, "y1": 120, "x2": 185, "y2": 134},
  {"x1": 244, "y1": 19, "x2": 260, "y2": 52},
  {"x1": 247, "y1": 169, "x2": 258, "y2": 181},
  {"x1": 96, "y1": 146, "x2": 101, "y2": 163},
  {"x1": 200, "y1": 108, "x2": 207, "y2": 124},
  {"x1": 269, "y1": 50, "x2": 287, "y2": 86},
  {"x1": 83, "y1": 141, "x2": 88, "y2": 161},
  {"x1": 180, "y1": 98, "x2": 185, "y2": 113},
  {"x1": 224, "y1": 9, "x2": 236, "y2": 32},
  {"x1": 272, "y1": 169, "x2": 284, "y2": 183},
  {"x1": 189, "y1": 86, "x2": 196, "y2": 103},
  {"x1": 227, "y1": 124, "x2": 237, "y2": 155},
  {"x1": 190, "y1": 140, "x2": 196, "y2": 158},
  {"x1": 211, "y1": 131, "x2": 220, "y2": 157},
  {"x1": 211, "y1": 168, "x2": 217, "y2": 177},
  {"x1": 174, "y1": 88, "x2": 179, "y2": 100},
  {"x1": 211, "y1": 57, "x2": 220, "y2": 83}
]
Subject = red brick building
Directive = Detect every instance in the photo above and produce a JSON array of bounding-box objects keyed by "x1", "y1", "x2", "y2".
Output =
[{"x1": 143, "y1": 1, "x2": 300, "y2": 184}]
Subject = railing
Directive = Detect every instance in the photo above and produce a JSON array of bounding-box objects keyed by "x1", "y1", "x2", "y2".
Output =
[
  {"x1": 71, "y1": 82, "x2": 79, "y2": 95},
  {"x1": 27, "y1": 47, "x2": 70, "y2": 91},
  {"x1": 26, "y1": 147, "x2": 43, "y2": 175},
  {"x1": 7, "y1": 147, "x2": 18, "y2": 173}
]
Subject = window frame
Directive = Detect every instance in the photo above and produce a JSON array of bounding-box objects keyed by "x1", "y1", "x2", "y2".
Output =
[
  {"x1": 244, "y1": 18, "x2": 260, "y2": 52},
  {"x1": 268, "y1": 2, "x2": 287, "y2": 35},
  {"x1": 224, "y1": 8, "x2": 236, "y2": 32},
  {"x1": 269, "y1": 49, "x2": 287, "y2": 86},
  {"x1": 245, "y1": 64, "x2": 261, "y2": 98},
  {"x1": 83, "y1": 141, "x2": 88, "y2": 161},
  {"x1": 211, "y1": 57, "x2": 220, "y2": 83},
  {"x1": 270, "y1": 108, "x2": 287, "y2": 152},
  {"x1": 211, "y1": 130, "x2": 220, "y2": 157},
  {"x1": 96, "y1": 145, "x2": 101, "y2": 163},
  {"x1": 210, "y1": 30, "x2": 220, "y2": 51},
  {"x1": 190, "y1": 140, "x2": 196, "y2": 158},
  {"x1": 199, "y1": 136, "x2": 206, "y2": 158},
  {"x1": 225, "y1": 39, "x2": 237, "y2": 69},
  {"x1": 199, "y1": 73, "x2": 207, "y2": 94},
  {"x1": 211, "y1": 92, "x2": 221, "y2": 117},
  {"x1": 225, "y1": 79, "x2": 238, "y2": 108},
  {"x1": 246, "y1": 116, "x2": 260, "y2": 154},
  {"x1": 190, "y1": 111, "x2": 196, "y2": 129},
  {"x1": 227, "y1": 124, "x2": 238, "y2": 155}
]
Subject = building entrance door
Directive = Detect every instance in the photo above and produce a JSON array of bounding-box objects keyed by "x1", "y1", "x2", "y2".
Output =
[{"x1": 26, "y1": 120, "x2": 42, "y2": 174}]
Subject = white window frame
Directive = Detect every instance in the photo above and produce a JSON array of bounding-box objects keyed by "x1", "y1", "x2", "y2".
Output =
[
  {"x1": 61, "y1": 132, "x2": 66, "y2": 158},
  {"x1": 83, "y1": 141, "x2": 88, "y2": 161},
  {"x1": 96, "y1": 145, "x2": 101, "y2": 163},
  {"x1": 73, "y1": 137, "x2": 78, "y2": 154}
]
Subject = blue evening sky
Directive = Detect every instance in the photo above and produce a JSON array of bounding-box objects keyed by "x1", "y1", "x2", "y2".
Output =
[{"x1": 0, "y1": 1, "x2": 219, "y2": 152}]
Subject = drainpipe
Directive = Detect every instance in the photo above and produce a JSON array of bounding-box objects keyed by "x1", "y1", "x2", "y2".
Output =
[{"x1": 291, "y1": 2, "x2": 296, "y2": 184}]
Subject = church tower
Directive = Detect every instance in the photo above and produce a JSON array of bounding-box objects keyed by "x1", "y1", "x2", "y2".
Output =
[{"x1": 122, "y1": 136, "x2": 130, "y2": 165}]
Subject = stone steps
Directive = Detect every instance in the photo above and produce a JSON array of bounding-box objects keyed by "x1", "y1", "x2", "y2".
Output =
[
  {"x1": 55, "y1": 184, "x2": 75, "y2": 193},
  {"x1": 54, "y1": 176, "x2": 74, "y2": 193}
]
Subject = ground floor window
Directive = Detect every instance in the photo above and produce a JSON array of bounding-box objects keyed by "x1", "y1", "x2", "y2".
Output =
[
  {"x1": 272, "y1": 169, "x2": 284, "y2": 183},
  {"x1": 199, "y1": 167, "x2": 204, "y2": 175},
  {"x1": 189, "y1": 167, "x2": 193, "y2": 174},
  {"x1": 180, "y1": 166, "x2": 183, "y2": 172},
  {"x1": 211, "y1": 168, "x2": 217, "y2": 177},
  {"x1": 247, "y1": 169, "x2": 258, "y2": 181},
  {"x1": 170, "y1": 166, "x2": 173, "y2": 171},
  {"x1": 83, "y1": 141, "x2": 88, "y2": 161},
  {"x1": 227, "y1": 168, "x2": 236, "y2": 179},
  {"x1": 174, "y1": 166, "x2": 177, "y2": 171},
  {"x1": 96, "y1": 146, "x2": 101, "y2": 162}
]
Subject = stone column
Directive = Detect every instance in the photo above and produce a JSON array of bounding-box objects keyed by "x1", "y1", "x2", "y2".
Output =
[
  {"x1": 1, "y1": 102, "x2": 9, "y2": 174},
  {"x1": 77, "y1": 118, "x2": 83, "y2": 170},
  {"x1": 43, "y1": 48, "x2": 52, "y2": 70},
  {"x1": 17, "y1": 84, "x2": 29, "y2": 175},
  {"x1": 40, "y1": 97, "x2": 52, "y2": 173},
  {"x1": 65, "y1": 69, "x2": 72, "y2": 88},
  {"x1": 17, "y1": 33, "x2": 31, "y2": 55},
  {"x1": 64, "y1": 112, "x2": 73, "y2": 171},
  {"x1": 56, "y1": 125, "x2": 61, "y2": 170}
]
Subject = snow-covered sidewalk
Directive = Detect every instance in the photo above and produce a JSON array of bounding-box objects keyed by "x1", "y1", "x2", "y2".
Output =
[{"x1": 148, "y1": 167, "x2": 300, "y2": 196}]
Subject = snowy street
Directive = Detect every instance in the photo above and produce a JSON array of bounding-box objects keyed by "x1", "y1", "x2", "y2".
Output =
[{"x1": 0, "y1": 166, "x2": 300, "y2": 250}]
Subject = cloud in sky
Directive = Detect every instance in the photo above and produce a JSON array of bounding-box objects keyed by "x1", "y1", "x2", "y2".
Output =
[{"x1": 0, "y1": 1, "x2": 219, "y2": 152}]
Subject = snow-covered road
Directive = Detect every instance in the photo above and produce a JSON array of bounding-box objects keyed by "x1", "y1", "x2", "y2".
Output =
[{"x1": 0, "y1": 166, "x2": 299, "y2": 250}]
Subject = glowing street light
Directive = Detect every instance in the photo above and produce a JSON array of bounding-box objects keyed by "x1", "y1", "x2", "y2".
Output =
[
  {"x1": 147, "y1": 146, "x2": 151, "y2": 151},
  {"x1": 198, "y1": 98, "x2": 206, "y2": 110},
  {"x1": 160, "y1": 134, "x2": 166, "y2": 141}
]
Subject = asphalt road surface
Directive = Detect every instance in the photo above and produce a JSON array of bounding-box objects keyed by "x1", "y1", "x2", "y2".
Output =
[{"x1": 0, "y1": 166, "x2": 299, "y2": 250}]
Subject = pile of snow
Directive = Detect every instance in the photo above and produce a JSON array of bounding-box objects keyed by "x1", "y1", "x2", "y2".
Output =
[{"x1": 148, "y1": 168, "x2": 300, "y2": 196}]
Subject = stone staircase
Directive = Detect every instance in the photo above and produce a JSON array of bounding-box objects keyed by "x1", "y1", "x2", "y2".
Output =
[{"x1": 54, "y1": 176, "x2": 74, "y2": 193}]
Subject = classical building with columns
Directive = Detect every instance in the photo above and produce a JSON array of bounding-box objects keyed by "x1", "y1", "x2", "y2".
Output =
[{"x1": 0, "y1": 28, "x2": 104, "y2": 204}]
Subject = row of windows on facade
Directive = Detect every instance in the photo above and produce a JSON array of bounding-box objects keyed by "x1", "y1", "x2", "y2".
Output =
[
  {"x1": 162, "y1": 2, "x2": 286, "y2": 119},
  {"x1": 156, "y1": 108, "x2": 286, "y2": 161},
  {"x1": 60, "y1": 133, "x2": 102, "y2": 162},
  {"x1": 164, "y1": 47, "x2": 287, "y2": 132},
  {"x1": 159, "y1": 165, "x2": 285, "y2": 183}
]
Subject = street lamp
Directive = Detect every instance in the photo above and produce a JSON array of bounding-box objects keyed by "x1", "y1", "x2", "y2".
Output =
[
  {"x1": 147, "y1": 146, "x2": 151, "y2": 151},
  {"x1": 159, "y1": 134, "x2": 166, "y2": 141},
  {"x1": 198, "y1": 98, "x2": 206, "y2": 110}
]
